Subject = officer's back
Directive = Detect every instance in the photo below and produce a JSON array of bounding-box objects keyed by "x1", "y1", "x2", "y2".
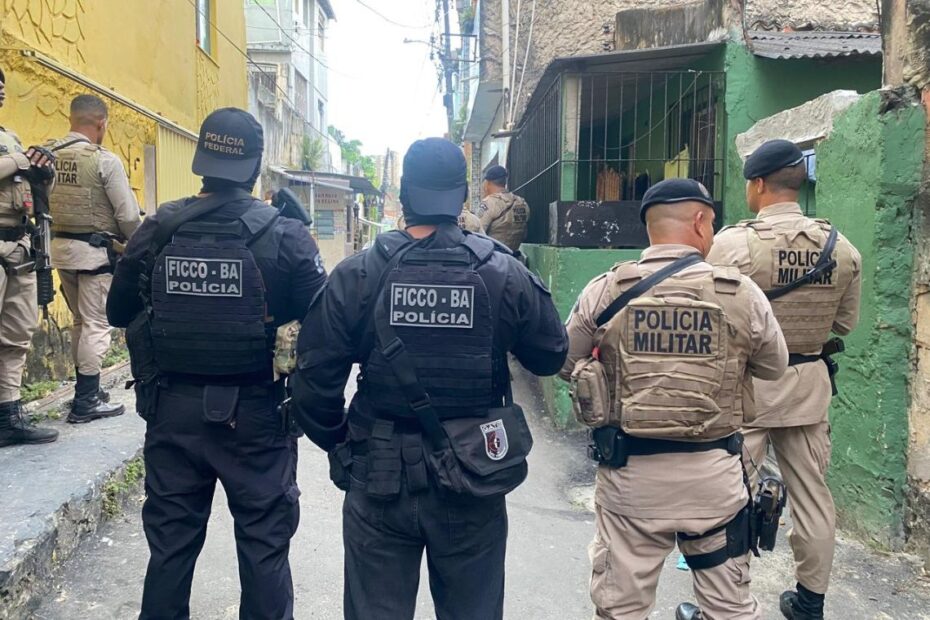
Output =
[
  {"x1": 292, "y1": 137, "x2": 567, "y2": 620},
  {"x1": 107, "y1": 108, "x2": 326, "y2": 620}
]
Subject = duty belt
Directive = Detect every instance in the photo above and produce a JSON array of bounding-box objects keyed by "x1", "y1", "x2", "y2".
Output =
[
  {"x1": 786, "y1": 337, "x2": 845, "y2": 396},
  {"x1": 589, "y1": 428, "x2": 743, "y2": 469},
  {"x1": 0, "y1": 226, "x2": 27, "y2": 242}
]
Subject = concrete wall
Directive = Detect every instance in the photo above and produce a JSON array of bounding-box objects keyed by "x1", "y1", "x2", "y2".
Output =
[
  {"x1": 813, "y1": 90, "x2": 925, "y2": 547},
  {"x1": 722, "y1": 41, "x2": 882, "y2": 223},
  {"x1": 522, "y1": 243, "x2": 641, "y2": 426},
  {"x1": 0, "y1": 0, "x2": 248, "y2": 387}
]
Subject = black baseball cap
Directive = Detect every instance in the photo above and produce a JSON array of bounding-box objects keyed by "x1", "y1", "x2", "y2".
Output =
[
  {"x1": 640, "y1": 178, "x2": 715, "y2": 223},
  {"x1": 484, "y1": 165, "x2": 508, "y2": 183},
  {"x1": 743, "y1": 139, "x2": 805, "y2": 180},
  {"x1": 192, "y1": 107, "x2": 263, "y2": 183},
  {"x1": 401, "y1": 138, "x2": 467, "y2": 217}
]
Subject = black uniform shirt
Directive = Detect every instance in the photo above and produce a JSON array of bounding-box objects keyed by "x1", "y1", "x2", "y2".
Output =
[
  {"x1": 107, "y1": 195, "x2": 326, "y2": 330},
  {"x1": 292, "y1": 224, "x2": 568, "y2": 445}
]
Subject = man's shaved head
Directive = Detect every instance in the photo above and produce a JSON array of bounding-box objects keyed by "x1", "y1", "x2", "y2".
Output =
[
  {"x1": 645, "y1": 200, "x2": 716, "y2": 256},
  {"x1": 70, "y1": 95, "x2": 108, "y2": 124}
]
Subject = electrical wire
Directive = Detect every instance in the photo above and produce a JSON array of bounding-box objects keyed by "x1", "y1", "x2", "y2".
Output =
[
  {"x1": 354, "y1": 0, "x2": 433, "y2": 29},
  {"x1": 510, "y1": 0, "x2": 537, "y2": 125},
  {"x1": 185, "y1": 0, "x2": 330, "y2": 142}
]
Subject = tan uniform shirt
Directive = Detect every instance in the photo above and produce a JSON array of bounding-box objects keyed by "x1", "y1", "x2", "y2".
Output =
[
  {"x1": 708, "y1": 202, "x2": 862, "y2": 427},
  {"x1": 478, "y1": 192, "x2": 528, "y2": 251},
  {"x1": 0, "y1": 145, "x2": 33, "y2": 261},
  {"x1": 50, "y1": 131, "x2": 141, "y2": 271},
  {"x1": 562, "y1": 244, "x2": 787, "y2": 519}
]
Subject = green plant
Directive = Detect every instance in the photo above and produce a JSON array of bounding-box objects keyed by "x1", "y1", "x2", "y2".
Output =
[
  {"x1": 459, "y1": 6, "x2": 475, "y2": 33},
  {"x1": 102, "y1": 343, "x2": 129, "y2": 368},
  {"x1": 21, "y1": 380, "x2": 60, "y2": 404},
  {"x1": 102, "y1": 457, "x2": 145, "y2": 518},
  {"x1": 301, "y1": 135, "x2": 325, "y2": 171}
]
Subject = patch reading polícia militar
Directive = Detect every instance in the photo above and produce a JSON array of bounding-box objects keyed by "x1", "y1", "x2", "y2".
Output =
[
  {"x1": 771, "y1": 248, "x2": 836, "y2": 288},
  {"x1": 626, "y1": 304, "x2": 721, "y2": 357},
  {"x1": 164, "y1": 256, "x2": 243, "y2": 297},
  {"x1": 389, "y1": 283, "x2": 475, "y2": 329},
  {"x1": 480, "y1": 419, "x2": 509, "y2": 460}
]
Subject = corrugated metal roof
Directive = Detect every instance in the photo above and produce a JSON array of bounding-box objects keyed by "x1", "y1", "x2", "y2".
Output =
[{"x1": 748, "y1": 31, "x2": 881, "y2": 60}]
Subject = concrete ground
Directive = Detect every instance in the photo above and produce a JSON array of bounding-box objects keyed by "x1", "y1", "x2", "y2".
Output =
[{"x1": 30, "y1": 368, "x2": 930, "y2": 619}]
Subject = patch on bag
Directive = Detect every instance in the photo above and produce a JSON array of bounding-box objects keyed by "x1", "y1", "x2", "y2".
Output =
[
  {"x1": 164, "y1": 256, "x2": 243, "y2": 297},
  {"x1": 389, "y1": 283, "x2": 474, "y2": 328},
  {"x1": 771, "y1": 248, "x2": 836, "y2": 288},
  {"x1": 480, "y1": 419, "x2": 509, "y2": 460}
]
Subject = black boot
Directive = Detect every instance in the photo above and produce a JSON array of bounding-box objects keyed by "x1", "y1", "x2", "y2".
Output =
[
  {"x1": 675, "y1": 602, "x2": 704, "y2": 620},
  {"x1": 0, "y1": 400, "x2": 59, "y2": 446},
  {"x1": 75, "y1": 367, "x2": 110, "y2": 402},
  {"x1": 780, "y1": 583, "x2": 825, "y2": 620},
  {"x1": 68, "y1": 373, "x2": 124, "y2": 424}
]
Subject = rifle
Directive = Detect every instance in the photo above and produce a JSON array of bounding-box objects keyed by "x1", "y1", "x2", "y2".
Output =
[{"x1": 27, "y1": 173, "x2": 55, "y2": 318}]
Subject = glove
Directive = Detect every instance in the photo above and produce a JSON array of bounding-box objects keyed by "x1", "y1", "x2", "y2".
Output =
[{"x1": 23, "y1": 146, "x2": 56, "y2": 183}]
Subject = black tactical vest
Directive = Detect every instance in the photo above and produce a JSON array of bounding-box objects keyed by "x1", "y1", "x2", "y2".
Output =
[
  {"x1": 361, "y1": 229, "x2": 508, "y2": 419},
  {"x1": 147, "y1": 204, "x2": 279, "y2": 379}
]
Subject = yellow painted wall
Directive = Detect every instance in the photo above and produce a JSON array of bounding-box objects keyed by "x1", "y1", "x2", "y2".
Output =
[{"x1": 0, "y1": 0, "x2": 248, "y2": 383}]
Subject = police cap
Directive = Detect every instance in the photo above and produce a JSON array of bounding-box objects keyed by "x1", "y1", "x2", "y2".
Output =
[
  {"x1": 639, "y1": 178, "x2": 715, "y2": 224},
  {"x1": 484, "y1": 165, "x2": 508, "y2": 184},
  {"x1": 743, "y1": 139, "x2": 804, "y2": 180},
  {"x1": 192, "y1": 107, "x2": 264, "y2": 183},
  {"x1": 401, "y1": 137, "x2": 467, "y2": 217}
]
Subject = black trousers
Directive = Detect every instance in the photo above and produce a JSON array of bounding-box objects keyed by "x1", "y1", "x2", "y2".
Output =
[
  {"x1": 139, "y1": 383, "x2": 300, "y2": 620},
  {"x1": 342, "y1": 464, "x2": 508, "y2": 620}
]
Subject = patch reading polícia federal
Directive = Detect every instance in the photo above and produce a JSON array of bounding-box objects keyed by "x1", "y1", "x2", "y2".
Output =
[
  {"x1": 389, "y1": 283, "x2": 474, "y2": 329},
  {"x1": 771, "y1": 248, "x2": 836, "y2": 288},
  {"x1": 626, "y1": 305, "x2": 720, "y2": 356},
  {"x1": 164, "y1": 256, "x2": 243, "y2": 297}
]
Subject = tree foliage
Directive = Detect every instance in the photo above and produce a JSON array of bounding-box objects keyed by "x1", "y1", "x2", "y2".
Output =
[{"x1": 328, "y1": 125, "x2": 378, "y2": 186}]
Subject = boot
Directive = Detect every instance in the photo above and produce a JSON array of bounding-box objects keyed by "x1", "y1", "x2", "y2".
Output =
[
  {"x1": 68, "y1": 373, "x2": 124, "y2": 424},
  {"x1": 75, "y1": 367, "x2": 110, "y2": 402},
  {"x1": 780, "y1": 583, "x2": 825, "y2": 620},
  {"x1": 0, "y1": 400, "x2": 59, "y2": 446},
  {"x1": 675, "y1": 603, "x2": 704, "y2": 620}
]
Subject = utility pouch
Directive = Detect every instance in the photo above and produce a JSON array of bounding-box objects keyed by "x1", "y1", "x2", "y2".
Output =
[
  {"x1": 328, "y1": 442, "x2": 353, "y2": 491},
  {"x1": 425, "y1": 403, "x2": 532, "y2": 498},
  {"x1": 365, "y1": 420, "x2": 403, "y2": 499},
  {"x1": 402, "y1": 433, "x2": 429, "y2": 493},
  {"x1": 570, "y1": 357, "x2": 613, "y2": 427},
  {"x1": 126, "y1": 312, "x2": 160, "y2": 419},
  {"x1": 588, "y1": 426, "x2": 629, "y2": 468},
  {"x1": 202, "y1": 385, "x2": 239, "y2": 426}
]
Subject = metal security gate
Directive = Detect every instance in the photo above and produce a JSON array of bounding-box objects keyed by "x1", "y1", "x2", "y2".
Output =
[{"x1": 156, "y1": 126, "x2": 200, "y2": 206}]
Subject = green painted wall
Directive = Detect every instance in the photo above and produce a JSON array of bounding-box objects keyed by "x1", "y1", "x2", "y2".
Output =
[
  {"x1": 523, "y1": 243, "x2": 642, "y2": 426},
  {"x1": 813, "y1": 92, "x2": 925, "y2": 546},
  {"x1": 722, "y1": 42, "x2": 882, "y2": 224}
]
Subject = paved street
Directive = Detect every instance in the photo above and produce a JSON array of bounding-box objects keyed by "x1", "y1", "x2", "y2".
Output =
[{"x1": 31, "y1": 368, "x2": 930, "y2": 619}]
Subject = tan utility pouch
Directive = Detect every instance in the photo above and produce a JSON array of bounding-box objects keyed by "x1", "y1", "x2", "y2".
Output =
[{"x1": 570, "y1": 356, "x2": 614, "y2": 428}]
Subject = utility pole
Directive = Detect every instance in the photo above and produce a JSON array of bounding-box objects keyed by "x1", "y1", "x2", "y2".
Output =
[
  {"x1": 441, "y1": 0, "x2": 455, "y2": 135},
  {"x1": 501, "y1": 0, "x2": 511, "y2": 129}
]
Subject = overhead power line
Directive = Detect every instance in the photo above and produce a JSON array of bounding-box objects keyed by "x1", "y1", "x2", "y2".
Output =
[{"x1": 354, "y1": 0, "x2": 433, "y2": 29}]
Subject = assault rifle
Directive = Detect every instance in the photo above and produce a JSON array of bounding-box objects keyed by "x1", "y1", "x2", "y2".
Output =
[{"x1": 271, "y1": 188, "x2": 312, "y2": 225}]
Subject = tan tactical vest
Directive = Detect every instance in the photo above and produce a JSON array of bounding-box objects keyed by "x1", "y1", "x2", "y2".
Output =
[
  {"x1": 734, "y1": 217, "x2": 855, "y2": 355},
  {"x1": 574, "y1": 261, "x2": 755, "y2": 440},
  {"x1": 46, "y1": 139, "x2": 120, "y2": 235},
  {"x1": 0, "y1": 129, "x2": 30, "y2": 228},
  {"x1": 483, "y1": 192, "x2": 529, "y2": 251}
]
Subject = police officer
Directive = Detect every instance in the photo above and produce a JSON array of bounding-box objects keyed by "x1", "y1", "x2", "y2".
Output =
[
  {"x1": 47, "y1": 94, "x2": 141, "y2": 423},
  {"x1": 106, "y1": 108, "x2": 326, "y2": 619},
  {"x1": 708, "y1": 140, "x2": 861, "y2": 620},
  {"x1": 562, "y1": 178, "x2": 788, "y2": 620},
  {"x1": 292, "y1": 137, "x2": 567, "y2": 620},
  {"x1": 478, "y1": 165, "x2": 529, "y2": 252},
  {"x1": 0, "y1": 67, "x2": 59, "y2": 447}
]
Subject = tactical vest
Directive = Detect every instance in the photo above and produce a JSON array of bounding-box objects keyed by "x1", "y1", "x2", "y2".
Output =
[
  {"x1": 147, "y1": 204, "x2": 279, "y2": 379},
  {"x1": 46, "y1": 139, "x2": 120, "y2": 236},
  {"x1": 595, "y1": 261, "x2": 755, "y2": 440},
  {"x1": 735, "y1": 217, "x2": 855, "y2": 355},
  {"x1": 484, "y1": 193, "x2": 528, "y2": 250},
  {"x1": 0, "y1": 129, "x2": 30, "y2": 229},
  {"x1": 361, "y1": 230, "x2": 507, "y2": 419}
]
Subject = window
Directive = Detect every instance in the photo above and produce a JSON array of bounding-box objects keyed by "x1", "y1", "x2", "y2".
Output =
[
  {"x1": 195, "y1": 0, "x2": 212, "y2": 55},
  {"x1": 303, "y1": 0, "x2": 312, "y2": 28},
  {"x1": 318, "y1": 10, "x2": 326, "y2": 52},
  {"x1": 318, "y1": 99, "x2": 325, "y2": 131},
  {"x1": 295, "y1": 71, "x2": 309, "y2": 118}
]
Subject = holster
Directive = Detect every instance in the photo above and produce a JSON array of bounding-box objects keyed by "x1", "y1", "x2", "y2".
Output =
[
  {"x1": 588, "y1": 426, "x2": 629, "y2": 468},
  {"x1": 678, "y1": 501, "x2": 754, "y2": 571}
]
